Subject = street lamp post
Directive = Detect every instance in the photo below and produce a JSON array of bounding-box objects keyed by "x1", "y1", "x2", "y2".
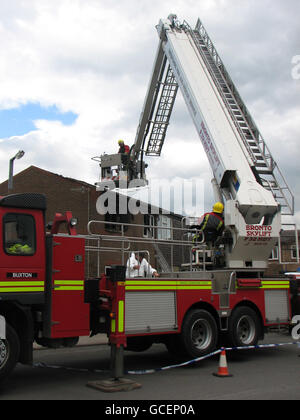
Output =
[{"x1": 8, "y1": 150, "x2": 25, "y2": 193}]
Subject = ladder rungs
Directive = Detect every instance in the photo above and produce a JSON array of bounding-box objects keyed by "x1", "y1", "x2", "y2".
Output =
[{"x1": 191, "y1": 25, "x2": 294, "y2": 216}]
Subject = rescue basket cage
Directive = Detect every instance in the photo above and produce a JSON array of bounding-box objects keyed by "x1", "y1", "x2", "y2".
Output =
[
  {"x1": 84, "y1": 217, "x2": 202, "y2": 277},
  {"x1": 69, "y1": 217, "x2": 299, "y2": 278}
]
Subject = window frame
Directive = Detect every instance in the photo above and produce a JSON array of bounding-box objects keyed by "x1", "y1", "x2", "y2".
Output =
[
  {"x1": 104, "y1": 213, "x2": 130, "y2": 233},
  {"x1": 3, "y1": 212, "x2": 37, "y2": 257},
  {"x1": 143, "y1": 214, "x2": 155, "y2": 238},
  {"x1": 291, "y1": 244, "x2": 300, "y2": 260},
  {"x1": 157, "y1": 215, "x2": 172, "y2": 241},
  {"x1": 269, "y1": 246, "x2": 279, "y2": 261}
]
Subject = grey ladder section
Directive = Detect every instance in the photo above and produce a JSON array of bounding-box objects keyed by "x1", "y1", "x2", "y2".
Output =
[
  {"x1": 152, "y1": 242, "x2": 172, "y2": 272},
  {"x1": 145, "y1": 65, "x2": 179, "y2": 156},
  {"x1": 184, "y1": 19, "x2": 294, "y2": 216}
]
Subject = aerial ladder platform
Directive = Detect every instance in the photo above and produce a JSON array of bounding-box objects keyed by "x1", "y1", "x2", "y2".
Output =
[
  {"x1": 95, "y1": 15, "x2": 294, "y2": 270},
  {"x1": 140, "y1": 16, "x2": 293, "y2": 216}
]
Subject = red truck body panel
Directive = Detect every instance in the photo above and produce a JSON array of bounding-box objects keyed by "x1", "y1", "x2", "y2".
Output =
[
  {"x1": 50, "y1": 236, "x2": 90, "y2": 338},
  {"x1": 0, "y1": 206, "x2": 46, "y2": 296}
]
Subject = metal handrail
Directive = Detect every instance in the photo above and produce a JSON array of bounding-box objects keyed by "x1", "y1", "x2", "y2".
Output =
[
  {"x1": 87, "y1": 219, "x2": 196, "y2": 245},
  {"x1": 85, "y1": 219, "x2": 206, "y2": 277}
]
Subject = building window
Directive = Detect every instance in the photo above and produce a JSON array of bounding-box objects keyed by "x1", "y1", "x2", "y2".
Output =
[
  {"x1": 143, "y1": 215, "x2": 155, "y2": 238},
  {"x1": 269, "y1": 246, "x2": 279, "y2": 260},
  {"x1": 4, "y1": 213, "x2": 36, "y2": 256},
  {"x1": 291, "y1": 244, "x2": 300, "y2": 260},
  {"x1": 104, "y1": 213, "x2": 130, "y2": 233},
  {"x1": 157, "y1": 215, "x2": 172, "y2": 240}
]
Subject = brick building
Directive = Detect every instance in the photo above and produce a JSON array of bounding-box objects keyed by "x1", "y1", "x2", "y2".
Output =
[
  {"x1": 0, "y1": 166, "x2": 186, "y2": 276},
  {"x1": 0, "y1": 166, "x2": 99, "y2": 235},
  {"x1": 1, "y1": 165, "x2": 297, "y2": 277},
  {"x1": 266, "y1": 230, "x2": 300, "y2": 276}
]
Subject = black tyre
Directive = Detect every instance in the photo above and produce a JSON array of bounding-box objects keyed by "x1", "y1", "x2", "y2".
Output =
[
  {"x1": 227, "y1": 306, "x2": 261, "y2": 348},
  {"x1": 63, "y1": 337, "x2": 79, "y2": 348},
  {"x1": 0, "y1": 323, "x2": 20, "y2": 382},
  {"x1": 165, "y1": 335, "x2": 186, "y2": 358},
  {"x1": 125, "y1": 337, "x2": 152, "y2": 352},
  {"x1": 180, "y1": 309, "x2": 218, "y2": 358}
]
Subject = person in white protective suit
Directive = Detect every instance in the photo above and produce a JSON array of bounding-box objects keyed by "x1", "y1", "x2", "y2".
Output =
[
  {"x1": 137, "y1": 252, "x2": 159, "y2": 278},
  {"x1": 126, "y1": 252, "x2": 159, "y2": 278},
  {"x1": 126, "y1": 252, "x2": 139, "y2": 278}
]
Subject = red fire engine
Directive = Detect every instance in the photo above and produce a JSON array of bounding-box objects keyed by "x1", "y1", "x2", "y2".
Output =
[
  {"x1": 0, "y1": 15, "x2": 296, "y2": 382},
  {"x1": 0, "y1": 191, "x2": 292, "y2": 381}
]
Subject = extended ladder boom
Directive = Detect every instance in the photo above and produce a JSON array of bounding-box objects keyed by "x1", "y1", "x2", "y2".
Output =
[
  {"x1": 192, "y1": 18, "x2": 294, "y2": 217},
  {"x1": 133, "y1": 15, "x2": 295, "y2": 269},
  {"x1": 136, "y1": 16, "x2": 293, "y2": 218},
  {"x1": 96, "y1": 15, "x2": 294, "y2": 270},
  {"x1": 154, "y1": 17, "x2": 289, "y2": 225}
]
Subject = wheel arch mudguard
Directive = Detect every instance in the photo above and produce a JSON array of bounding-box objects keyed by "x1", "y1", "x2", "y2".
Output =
[{"x1": 0, "y1": 301, "x2": 34, "y2": 364}]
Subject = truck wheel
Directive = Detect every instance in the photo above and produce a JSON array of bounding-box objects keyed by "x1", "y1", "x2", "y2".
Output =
[
  {"x1": 228, "y1": 306, "x2": 261, "y2": 347},
  {"x1": 0, "y1": 323, "x2": 20, "y2": 382},
  {"x1": 180, "y1": 309, "x2": 218, "y2": 358}
]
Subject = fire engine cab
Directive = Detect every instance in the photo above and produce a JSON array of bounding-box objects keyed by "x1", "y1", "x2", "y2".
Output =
[{"x1": 0, "y1": 15, "x2": 296, "y2": 382}]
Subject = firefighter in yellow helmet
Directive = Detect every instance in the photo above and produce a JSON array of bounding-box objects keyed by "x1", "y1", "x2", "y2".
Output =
[
  {"x1": 192, "y1": 202, "x2": 224, "y2": 246},
  {"x1": 118, "y1": 139, "x2": 130, "y2": 154},
  {"x1": 213, "y1": 202, "x2": 224, "y2": 214}
]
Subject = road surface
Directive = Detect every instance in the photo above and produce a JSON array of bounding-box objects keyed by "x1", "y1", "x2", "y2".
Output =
[{"x1": 0, "y1": 332, "x2": 299, "y2": 401}]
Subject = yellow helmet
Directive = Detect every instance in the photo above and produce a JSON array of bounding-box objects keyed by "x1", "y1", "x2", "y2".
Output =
[
  {"x1": 118, "y1": 139, "x2": 124, "y2": 145},
  {"x1": 213, "y1": 202, "x2": 224, "y2": 214}
]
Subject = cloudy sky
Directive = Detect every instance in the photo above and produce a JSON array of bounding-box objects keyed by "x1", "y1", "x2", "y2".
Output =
[{"x1": 0, "y1": 0, "x2": 299, "y2": 223}]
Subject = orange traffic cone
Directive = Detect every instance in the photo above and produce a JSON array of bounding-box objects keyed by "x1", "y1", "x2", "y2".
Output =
[{"x1": 213, "y1": 348, "x2": 233, "y2": 378}]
